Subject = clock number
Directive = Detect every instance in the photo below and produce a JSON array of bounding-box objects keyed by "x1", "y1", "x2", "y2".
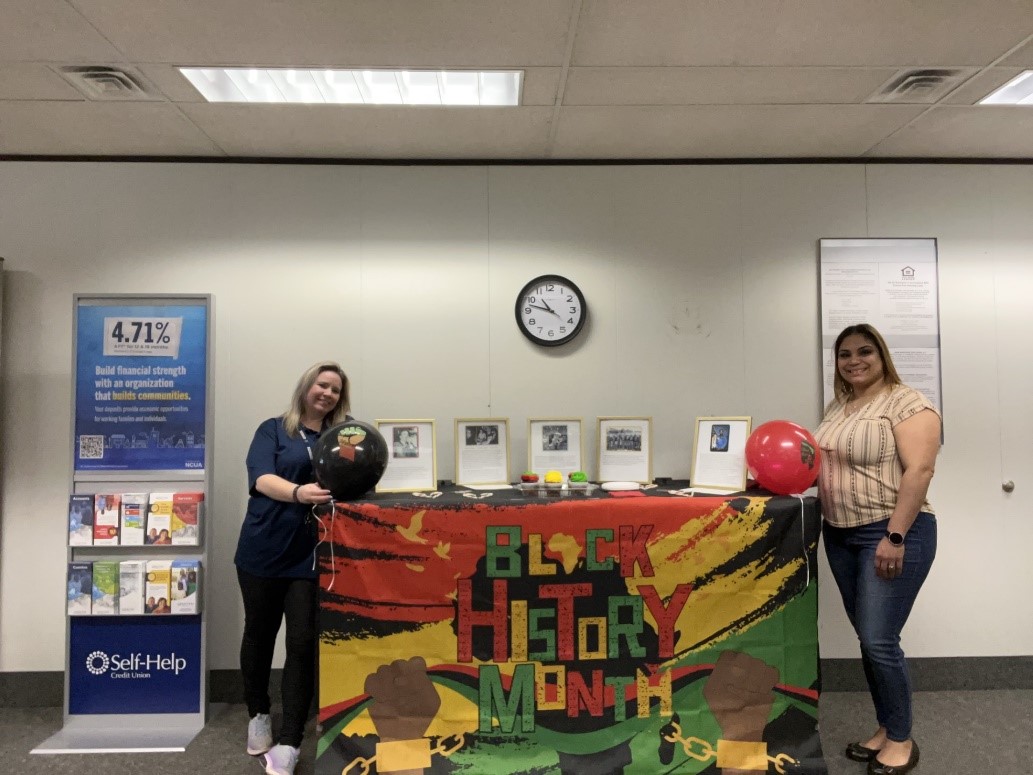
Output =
[
  {"x1": 528, "y1": 296, "x2": 536, "y2": 303},
  {"x1": 528, "y1": 318, "x2": 535, "y2": 326},
  {"x1": 524, "y1": 306, "x2": 531, "y2": 314},
  {"x1": 567, "y1": 318, "x2": 574, "y2": 324},
  {"x1": 548, "y1": 330, "x2": 555, "y2": 337},
  {"x1": 560, "y1": 327, "x2": 567, "y2": 334},
  {"x1": 567, "y1": 295, "x2": 573, "y2": 302},
  {"x1": 569, "y1": 306, "x2": 577, "y2": 313},
  {"x1": 545, "y1": 284, "x2": 555, "y2": 292}
]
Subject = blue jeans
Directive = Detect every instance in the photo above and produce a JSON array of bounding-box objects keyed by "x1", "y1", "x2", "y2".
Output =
[{"x1": 823, "y1": 513, "x2": 936, "y2": 742}]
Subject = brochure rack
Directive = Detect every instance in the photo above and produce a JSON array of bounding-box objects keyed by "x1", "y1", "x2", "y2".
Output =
[{"x1": 34, "y1": 294, "x2": 213, "y2": 754}]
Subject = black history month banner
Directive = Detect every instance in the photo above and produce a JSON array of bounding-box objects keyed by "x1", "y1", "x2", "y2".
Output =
[{"x1": 317, "y1": 491, "x2": 827, "y2": 775}]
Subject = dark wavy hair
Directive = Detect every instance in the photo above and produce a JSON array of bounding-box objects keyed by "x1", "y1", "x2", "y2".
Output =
[{"x1": 832, "y1": 323, "x2": 901, "y2": 401}]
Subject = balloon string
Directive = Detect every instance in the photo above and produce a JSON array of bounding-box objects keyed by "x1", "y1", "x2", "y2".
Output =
[
  {"x1": 312, "y1": 502, "x2": 337, "y2": 591},
  {"x1": 792, "y1": 493, "x2": 810, "y2": 591}
]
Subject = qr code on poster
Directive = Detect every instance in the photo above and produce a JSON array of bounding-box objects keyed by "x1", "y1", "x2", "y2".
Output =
[{"x1": 79, "y1": 435, "x2": 105, "y2": 459}]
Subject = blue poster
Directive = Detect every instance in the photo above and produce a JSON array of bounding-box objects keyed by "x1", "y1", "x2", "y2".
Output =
[
  {"x1": 74, "y1": 302, "x2": 207, "y2": 471},
  {"x1": 69, "y1": 615, "x2": 202, "y2": 714}
]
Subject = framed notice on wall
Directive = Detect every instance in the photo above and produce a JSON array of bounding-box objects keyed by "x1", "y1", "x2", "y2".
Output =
[{"x1": 819, "y1": 238, "x2": 942, "y2": 415}]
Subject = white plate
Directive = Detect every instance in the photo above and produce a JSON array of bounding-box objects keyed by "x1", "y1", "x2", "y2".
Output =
[{"x1": 600, "y1": 481, "x2": 641, "y2": 491}]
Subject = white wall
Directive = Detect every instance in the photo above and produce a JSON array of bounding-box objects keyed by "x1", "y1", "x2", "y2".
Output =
[{"x1": 0, "y1": 162, "x2": 1030, "y2": 672}]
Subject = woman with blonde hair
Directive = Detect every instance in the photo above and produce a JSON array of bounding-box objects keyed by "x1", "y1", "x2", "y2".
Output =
[
  {"x1": 234, "y1": 361, "x2": 349, "y2": 775},
  {"x1": 815, "y1": 324, "x2": 940, "y2": 775}
]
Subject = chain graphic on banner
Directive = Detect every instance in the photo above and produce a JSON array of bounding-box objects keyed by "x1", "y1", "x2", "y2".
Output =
[
  {"x1": 341, "y1": 733, "x2": 466, "y2": 775},
  {"x1": 662, "y1": 721, "x2": 799, "y2": 774}
]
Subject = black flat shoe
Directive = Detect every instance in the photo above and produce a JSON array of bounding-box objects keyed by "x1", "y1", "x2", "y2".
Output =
[
  {"x1": 846, "y1": 741, "x2": 881, "y2": 762},
  {"x1": 868, "y1": 741, "x2": 920, "y2": 775}
]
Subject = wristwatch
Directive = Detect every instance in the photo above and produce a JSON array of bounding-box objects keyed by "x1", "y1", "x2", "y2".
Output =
[{"x1": 885, "y1": 530, "x2": 905, "y2": 546}]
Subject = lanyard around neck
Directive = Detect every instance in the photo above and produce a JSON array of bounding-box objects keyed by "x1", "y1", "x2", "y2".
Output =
[{"x1": 298, "y1": 426, "x2": 318, "y2": 461}]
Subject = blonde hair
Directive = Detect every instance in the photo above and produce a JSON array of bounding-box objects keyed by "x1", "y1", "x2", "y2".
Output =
[
  {"x1": 832, "y1": 324, "x2": 902, "y2": 402},
  {"x1": 282, "y1": 361, "x2": 350, "y2": 437}
]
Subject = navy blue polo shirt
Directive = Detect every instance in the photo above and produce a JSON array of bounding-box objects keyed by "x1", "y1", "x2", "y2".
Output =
[{"x1": 234, "y1": 417, "x2": 322, "y2": 579}]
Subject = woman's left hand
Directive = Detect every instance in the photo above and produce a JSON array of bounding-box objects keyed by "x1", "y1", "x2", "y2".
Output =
[
  {"x1": 296, "y1": 482, "x2": 333, "y2": 505},
  {"x1": 874, "y1": 537, "x2": 905, "y2": 579}
]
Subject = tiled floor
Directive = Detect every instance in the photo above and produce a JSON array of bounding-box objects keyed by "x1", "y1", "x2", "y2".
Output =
[{"x1": 4, "y1": 690, "x2": 1030, "y2": 774}]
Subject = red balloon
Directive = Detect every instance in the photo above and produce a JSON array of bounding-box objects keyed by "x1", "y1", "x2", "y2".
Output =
[{"x1": 745, "y1": 421, "x2": 821, "y2": 496}]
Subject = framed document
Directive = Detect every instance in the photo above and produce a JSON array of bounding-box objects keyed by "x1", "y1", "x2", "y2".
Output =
[
  {"x1": 819, "y1": 238, "x2": 942, "y2": 415},
  {"x1": 455, "y1": 418, "x2": 510, "y2": 486},
  {"x1": 375, "y1": 419, "x2": 437, "y2": 492},
  {"x1": 690, "y1": 416, "x2": 751, "y2": 492},
  {"x1": 528, "y1": 418, "x2": 583, "y2": 478},
  {"x1": 597, "y1": 416, "x2": 652, "y2": 484}
]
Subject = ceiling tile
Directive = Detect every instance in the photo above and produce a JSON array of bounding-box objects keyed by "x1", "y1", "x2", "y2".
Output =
[
  {"x1": 522, "y1": 69, "x2": 562, "y2": 106},
  {"x1": 0, "y1": 64, "x2": 84, "y2": 100},
  {"x1": 942, "y1": 68, "x2": 1027, "y2": 105},
  {"x1": 179, "y1": 104, "x2": 554, "y2": 158},
  {"x1": 72, "y1": 0, "x2": 576, "y2": 66},
  {"x1": 1000, "y1": 36, "x2": 1033, "y2": 67},
  {"x1": 866, "y1": 106, "x2": 1033, "y2": 157},
  {"x1": 137, "y1": 64, "x2": 206, "y2": 102},
  {"x1": 551, "y1": 105, "x2": 924, "y2": 158},
  {"x1": 563, "y1": 67, "x2": 898, "y2": 105},
  {"x1": 0, "y1": 102, "x2": 223, "y2": 155},
  {"x1": 574, "y1": 0, "x2": 1033, "y2": 67},
  {"x1": 0, "y1": 0, "x2": 126, "y2": 63}
]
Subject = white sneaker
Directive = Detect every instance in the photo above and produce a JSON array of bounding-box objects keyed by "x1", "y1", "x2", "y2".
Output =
[
  {"x1": 264, "y1": 744, "x2": 300, "y2": 775},
  {"x1": 246, "y1": 713, "x2": 273, "y2": 755}
]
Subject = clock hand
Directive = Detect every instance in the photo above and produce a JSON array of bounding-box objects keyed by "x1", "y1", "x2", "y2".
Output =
[
  {"x1": 539, "y1": 300, "x2": 562, "y2": 317},
  {"x1": 528, "y1": 304, "x2": 552, "y2": 313}
]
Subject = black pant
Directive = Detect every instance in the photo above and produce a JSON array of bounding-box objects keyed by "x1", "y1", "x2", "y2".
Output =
[{"x1": 237, "y1": 567, "x2": 316, "y2": 748}]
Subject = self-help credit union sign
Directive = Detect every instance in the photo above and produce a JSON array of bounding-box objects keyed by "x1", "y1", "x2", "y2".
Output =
[
  {"x1": 85, "y1": 649, "x2": 189, "y2": 678},
  {"x1": 70, "y1": 616, "x2": 201, "y2": 714}
]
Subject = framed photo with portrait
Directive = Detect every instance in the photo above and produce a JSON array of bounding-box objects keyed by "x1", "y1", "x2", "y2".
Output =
[
  {"x1": 690, "y1": 416, "x2": 751, "y2": 492},
  {"x1": 597, "y1": 416, "x2": 652, "y2": 484},
  {"x1": 528, "y1": 418, "x2": 583, "y2": 478},
  {"x1": 455, "y1": 418, "x2": 510, "y2": 486},
  {"x1": 375, "y1": 419, "x2": 437, "y2": 492}
]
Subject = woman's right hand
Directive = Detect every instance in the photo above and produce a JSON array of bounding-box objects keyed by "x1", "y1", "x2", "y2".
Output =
[{"x1": 295, "y1": 483, "x2": 333, "y2": 504}]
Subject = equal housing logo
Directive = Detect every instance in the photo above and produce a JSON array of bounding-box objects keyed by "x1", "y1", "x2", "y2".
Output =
[{"x1": 85, "y1": 649, "x2": 188, "y2": 679}]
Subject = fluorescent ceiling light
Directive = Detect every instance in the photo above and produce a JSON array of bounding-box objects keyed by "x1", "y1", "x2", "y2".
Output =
[
  {"x1": 179, "y1": 67, "x2": 522, "y2": 106},
  {"x1": 979, "y1": 71, "x2": 1033, "y2": 105}
]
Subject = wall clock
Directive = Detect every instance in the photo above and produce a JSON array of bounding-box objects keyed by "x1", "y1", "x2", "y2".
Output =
[{"x1": 515, "y1": 275, "x2": 587, "y2": 347}]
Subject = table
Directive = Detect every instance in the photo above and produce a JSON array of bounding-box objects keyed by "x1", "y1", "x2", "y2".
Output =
[{"x1": 316, "y1": 486, "x2": 827, "y2": 775}]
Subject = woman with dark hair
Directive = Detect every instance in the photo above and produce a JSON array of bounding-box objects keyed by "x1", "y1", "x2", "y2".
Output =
[
  {"x1": 235, "y1": 361, "x2": 350, "y2": 775},
  {"x1": 815, "y1": 324, "x2": 940, "y2": 775}
]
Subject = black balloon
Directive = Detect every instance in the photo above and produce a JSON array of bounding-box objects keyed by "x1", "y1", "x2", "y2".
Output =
[{"x1": 312, "y1": 420, "x2": 389, "y2": 500}]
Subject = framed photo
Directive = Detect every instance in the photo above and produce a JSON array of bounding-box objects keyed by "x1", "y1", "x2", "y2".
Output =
[
  {"x1": 527, "y1": 418, "x2": 583, "y2": 478},
  {"x1": 455, "y1": 418, "x2": 510, "y2": 486},
  {"x1": 375, "y1": 420, "x2": 437, "y2": 492},
  {"x1": 597, "y1": 416, "x2": 652, "y2": 484},
  {"x1": 690, "y1": 416, "x2": 752, "y2": 492}
]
